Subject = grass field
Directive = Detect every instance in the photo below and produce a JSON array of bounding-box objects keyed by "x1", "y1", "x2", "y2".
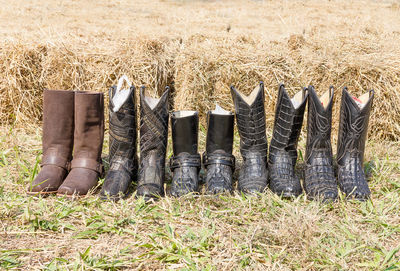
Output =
[{"x1": 1, "y1": 0, "x2": 400, "y2": 270}]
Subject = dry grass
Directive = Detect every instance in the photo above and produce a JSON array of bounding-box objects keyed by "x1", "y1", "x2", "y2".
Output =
[{"x1": 1, "y1": 0, "x2": 400, "y2": 140}]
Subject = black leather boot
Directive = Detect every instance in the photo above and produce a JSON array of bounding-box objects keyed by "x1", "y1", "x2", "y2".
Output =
[
  {"x1": 136, "y1": 86, "x2": 170, "y2": 200},
  {"x1": 269, "y1": 85, "x2": 307, "y2": 198},
  {"x1": 169, "y1": 111, "x2": 201, "y2": 197},
  {"x1": 337, "y1": 87, "x2": 374, "y2": 200},
  {"x1": 203, "y1": 105, "x2": 235, "y2": 194},
  {"x1": 231, "y1": 82, "x2": 268, "y2": 193},
  {"x1": 100, "y1": 85, "x2": 138, "y2": 200},
  {"x1": 304, "y1": 86, "x2": 338, "y2": 202}
]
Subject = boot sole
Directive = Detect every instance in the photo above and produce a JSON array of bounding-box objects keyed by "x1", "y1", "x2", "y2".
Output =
[{"x1": 26, "y1": 191, "x2": 57, "y2": 197}]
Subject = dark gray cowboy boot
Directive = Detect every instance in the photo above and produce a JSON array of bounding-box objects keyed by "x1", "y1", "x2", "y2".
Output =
[
  {"x1": 304, "y1": 86, "x2": 338, "y2": 202},
  {"x1": 100, "y1": 85, "x2": 138, "y2": 200},
  {"x1": 169, "y1": 111, "x2": 201, "y2": 197},
  {"x1": 136, "y1": 86, "x2": 170, "y2": 201},
  {"x1": 269, "y1": 85, "x2": 307, "y2": 198},
  {"x1": 203, "y1": 105, "x2": 235, "y2": 194},
  {"x1": 337, "y1": 87, "x2": 374, "y2": 200},
  {"x1": 27, "y1": 89, "x2": 75, "y2": 196},
  {"x1": 231, "y1": 82, "x2": 268, "y2": 193}
]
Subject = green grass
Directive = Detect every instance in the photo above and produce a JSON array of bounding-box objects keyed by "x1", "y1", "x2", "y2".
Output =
[{"x1": 1, "y1": 125, "x2": 399, "y2": 270}]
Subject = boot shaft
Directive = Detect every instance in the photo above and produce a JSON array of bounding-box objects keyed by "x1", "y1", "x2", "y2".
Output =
[
  {"x1": 171, "y1": 111, "x2": 199, "y2": 155},
  {"x1": 230, "y1": 82, "x2": 268, "y2": 157},
  {"x1": 108, "y1": 85, "x2": 137, "y2": 160},
  {"x1": 337, "y1": 88, "x2": 374, "y2": 165},
  {"x1": 205, "y1": 106, "x2": 234, "y2": 154},
  {"x1": 305, "y1": 86, "x2": 334, "y2": 162}
]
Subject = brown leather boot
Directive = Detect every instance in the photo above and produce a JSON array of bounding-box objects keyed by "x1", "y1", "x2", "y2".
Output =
[
  {"x1": 57, "y1": 91, "x2": 104, "y2": 197},
  {"x1": 27, "y1": 89, "x2": 75, "y2": 196}
]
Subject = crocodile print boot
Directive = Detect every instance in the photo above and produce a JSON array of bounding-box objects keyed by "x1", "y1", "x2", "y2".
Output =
[
  {"x1": 269, "y1": 85, "x2": 307, "y2": 198},
  {"x1": 304, "y1": 86, "x2": 338, "y2": 202},
  {"x1": 27, "y1": 90, "x2": 74, "y2": 195},
  {"x1": 231, "y1": 82, "x2": 268, "y2": 193},
  {"x1": 58, "y1": 91, "x2": 105, "y2": 197},
  {"x1": 337, "y1": 87, "x2": 374, "y2": 200},
  {"x1": 203, "y1": 105, "x2": 235, "y2": 194},
  {"x1": 100, "y1": 85, "x2": 138, "y2": 200},
  {"x1": 170, "y1": 111, "x2": 201, "y2": 197},
  {"x1": 136, "y1": 86, "x2": 170, "y2": 201}
]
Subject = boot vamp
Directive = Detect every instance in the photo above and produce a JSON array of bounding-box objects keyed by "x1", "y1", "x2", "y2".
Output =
[
  {"x1": 137, "y1": 154, "x2": 165, "y2": 198},
  {"x1": 305, "y1": 151, "x2": 337, "y2": 201},
  {"x1": 269, "y1": 150, "x2": 301, "y2": 197},
  {"x1": 338, "y1": 154, "x2": 370, "y2": 200},
  {"x1": 28, "y1": 165, "x2": 67, "y2": 193},
  {"x1": 205, "y1": 164, "x2": 233, "y2": 194},
  {"x1": 58, "y1": 168, "x2": 99, "y2": 196},
  {"x1": 238, "y1": 154, "x2": 268, "y2": 193},
  {"x1": 100, "y1": 169, "x2": 133, "y2": 200},
  {"x1": 171, "y1": 166, "x2": 199, "y2": 197}
]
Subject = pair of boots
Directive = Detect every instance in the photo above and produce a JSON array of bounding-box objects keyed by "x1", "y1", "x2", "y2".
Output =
[
  {"x1": 232, "y1": 82, "x2": 374, "y2": 201},
  {"x1": 27, "y1": 90, "x2": 104, "y2": 197},
  {"x1": 101, "y1": 86, "x2": 235, "y2": 200}
]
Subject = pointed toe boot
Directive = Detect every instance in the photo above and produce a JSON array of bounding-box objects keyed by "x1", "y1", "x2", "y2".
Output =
[
  {"x1": 337, "y1": 88, "x2": 374, "y2": 200},
  {"x1": 57, "y1": 91, "x2": 105, "y2": 197},
  {"x1": 136, "y1": 86, "x2": 170, "y2": 201},
  {"x1": 27, "y1": 90, "x2": 75, "y2": 196},
  {"x1": 203, "y1": 105, "x2": 235, "y2": 194},
  {"x1": 269, "y1": 85, "x2": 307, "y2": 198},
  {"x1": 231, "y1": 82, "x2": 268, "y2": 194},
  {"x1": 100, "y1": 85, "x2": 138, "y2": 200},
  {"x1": 304, "y1": 86, "x2": 338, "y2": 202},
  {"x1": 170, "y1": 111, "x2": 201, "y2": 197}
]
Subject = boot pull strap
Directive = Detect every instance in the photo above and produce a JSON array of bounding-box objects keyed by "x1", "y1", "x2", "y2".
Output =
[
  {"x1": 202, "y1": 152, "x2": 235, "y2": 170},
  {"x1": 71, "y1": 158, "x2": 104, "y2": 177},
  {"x1": 169, "y1": 153, "x2": 201, "y2": 170}
]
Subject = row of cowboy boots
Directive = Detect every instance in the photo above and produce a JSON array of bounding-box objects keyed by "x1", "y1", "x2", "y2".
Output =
[
  {"x1": 27, "y1": 90, "x2": 104, "y2": 197},
  {"x1": 100, "y1": 86, "x2": 236, "y2": 200}
]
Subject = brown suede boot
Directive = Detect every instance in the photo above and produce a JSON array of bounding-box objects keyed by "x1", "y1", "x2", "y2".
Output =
[
  {"x1": 57, "y1": 91, "x2": 104, "y2": 197},
  {"x1": 27, "y1": 89, "x2": 75, "y2": 196}
]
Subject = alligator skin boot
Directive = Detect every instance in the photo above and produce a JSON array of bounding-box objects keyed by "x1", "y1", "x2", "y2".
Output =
[
  {"x1": 27, "y1": 90, "x2": 75, "y2": 195},
  {"x1": 57, "y1": 91, "x2": 105, "y2": 197},
  {"x1": 337, "y1": 87, "x2": 374, "y2": 200},
  {"x1": 269, "y1": 85, "x2": 307, "y2": 198},
  {"x1": 100, "y1": 85, "x2": 138, "y2": 200},
  {"x1": 304, "y1": 86, "x2": 338, "y2": 202},
  {"x1": 231, "y1": 82, "x2": 268, "y2": 193},
  {"x1": 170, "y1": 111, "x2": 201, "y2": 197},
  {"x1": 203, "y1": 105, "x2": 235, "y2": 194},
  {"x1": 136, "y1": 86, "x2": 170, "y2": 200}
]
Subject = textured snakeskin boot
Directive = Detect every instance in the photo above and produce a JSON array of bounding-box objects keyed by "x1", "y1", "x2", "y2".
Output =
[
  {"x1": 170, "y1": 111, "x2": 201, "y2": 197},
  {"x1": 100, "y1": 85, "x2": 138, "y2": 200},
  {"x1": 304, "y1": 86, "x2": 338, "y2": 202},
  {"x1": 269, "y1": 85, "x2": 307, "y2": 198},
  {"x1": 231, "y1": 82, "x2": 268, "y2": 193},
  {"x1": 203, "y1": 105, "x2": 235, "y2": 194},
  {"x1": 136, "y1": 86, "x2": 170, "y2": 200},
  {"x1": 337, "y1": 87, "x2": 374, "y2": 200}
]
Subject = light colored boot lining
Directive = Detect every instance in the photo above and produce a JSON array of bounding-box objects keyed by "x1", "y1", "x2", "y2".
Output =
[
  {"x1": 112, "y1": 88, "x2": 131, "y2": 112},
  {"x1": 144, "y1": 96, "x2": 161, "y2": 110},
  {"x1": 357, "y1": 92, "x2": 370, "y2": 108},
  {"x1": 320, "y1": 89, "x2": 331, "y2": 109},
  {"x1": 172, "y1": 110, "x2": 197, "y2": 118},
  {"x1": 211, "y1": 104, "x2": 232, "y2": 115},
  {"x1": 236, "y1": 85, "x2": 260, "y2": 105},
  {"x1": 291, "y1": 90, "x2": 304, "y2": 109}
]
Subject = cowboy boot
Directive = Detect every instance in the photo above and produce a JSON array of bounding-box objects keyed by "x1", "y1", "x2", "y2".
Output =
[
  {"x1": 203, "y1": 105, "x2": 235, "y2": 194},
  {"x1": 269, "y1": 85, "x2": 307, "y2": 198},
  {"x1": 169, "y1": 111, "x2": 201, "y2": 197},
  {"x1": 57, "y1": 91, "x2": 105, "y2": 197},
  {"x1": 136, "y1": 86, "x2": 170, "y2": 200},
  {"x1": 100, "y1": 85, "x2": 138, "y2": 200},
  {"x1": 27, "y1": 90, "x2": 74, "y2": 195},
  {"x1": 231, "y1": 82, "x2": 268, "y2": 193},
  {"x1": 304, "y1": 86, "x2": 338, "y2": 201},
  {"x1": 337, "y1": 87, "x2": 374, "y2": 200}
]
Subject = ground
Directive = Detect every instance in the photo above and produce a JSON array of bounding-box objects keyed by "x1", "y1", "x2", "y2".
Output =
[{"x1": 1, "y1": 0, "x2": 400, "y2": 270}]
